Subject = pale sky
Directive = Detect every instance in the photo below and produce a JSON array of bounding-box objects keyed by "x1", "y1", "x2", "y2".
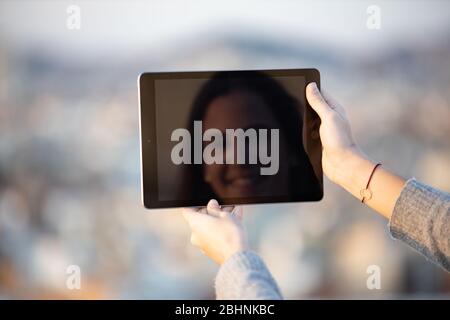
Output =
[{"x1": 0, "y1": 0, "x2": 449, "y2": 57}]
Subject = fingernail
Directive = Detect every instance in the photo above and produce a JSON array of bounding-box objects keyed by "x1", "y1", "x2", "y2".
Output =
[{"x1": 208, "y1": 199, "x2": 220, "y2": 208}]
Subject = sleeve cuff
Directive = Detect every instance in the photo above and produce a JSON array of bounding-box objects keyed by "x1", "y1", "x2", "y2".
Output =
[
  {"x1": 214, "y1": 251, "x2": 282, "y2": 300},
  {"x1": 389, "y1": 177, "x2": 450, "y2": 270},
  {"x1": 390, "y1": 178, "x2": 437, "y2": 240}
]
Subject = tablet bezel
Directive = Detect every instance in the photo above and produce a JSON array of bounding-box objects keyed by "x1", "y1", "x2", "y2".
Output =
[{"x1": 139, "y1": 69, "x2": 322, "y2": 209}]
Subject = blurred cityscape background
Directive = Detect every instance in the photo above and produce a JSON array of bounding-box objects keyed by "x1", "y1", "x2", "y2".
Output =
[{"x1": 0, "y1": 0, "x2": 449, "y2": 299}]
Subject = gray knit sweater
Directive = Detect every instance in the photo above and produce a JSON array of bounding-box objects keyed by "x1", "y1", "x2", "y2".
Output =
[{"x1": 214, "y1": 178, "x2": 450, "y2": 300}]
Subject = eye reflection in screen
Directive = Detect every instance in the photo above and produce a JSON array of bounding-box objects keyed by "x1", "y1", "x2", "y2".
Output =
[{"x1": 178, "y1": 71, "x2": 321, "y2": 202}]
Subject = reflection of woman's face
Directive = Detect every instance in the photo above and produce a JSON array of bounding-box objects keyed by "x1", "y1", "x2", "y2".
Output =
[{"x1": 202, "y1": 90, "x2": 291, "y2": 199}]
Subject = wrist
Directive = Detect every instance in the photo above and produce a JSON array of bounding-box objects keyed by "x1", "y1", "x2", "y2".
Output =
[
  {"x1": 332, "y1": 148, "x2": 376, "y2": 198},
  {"x1": 223, "y1": 240, "x2": 248, "y2": 264}
]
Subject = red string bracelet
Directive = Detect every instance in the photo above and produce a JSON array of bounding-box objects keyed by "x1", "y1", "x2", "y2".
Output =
[{"x1": 360, "y1": 163, "x2": 382, "y2": 203}]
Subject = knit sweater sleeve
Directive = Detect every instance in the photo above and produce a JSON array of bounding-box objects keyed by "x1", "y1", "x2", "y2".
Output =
[
  {"x1": 389, "y1": 178, "x2": 450, "y2": 271},
  {"x1": 215, "y1": 251, "x2": 282, "y2": 300}
]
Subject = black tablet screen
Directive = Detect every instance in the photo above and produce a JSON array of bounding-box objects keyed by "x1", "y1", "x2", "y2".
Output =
[{"x1": 141, "y1": 70, "x2": 323, "y2": 207}]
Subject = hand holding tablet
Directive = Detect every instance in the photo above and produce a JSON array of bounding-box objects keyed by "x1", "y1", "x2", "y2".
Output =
[{"x1": 139, "y1": 69, "x2": 323, "y2": 208}]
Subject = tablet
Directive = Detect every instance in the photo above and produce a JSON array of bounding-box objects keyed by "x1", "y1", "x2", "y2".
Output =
[{"x1": 139, "y1": 69, "x2": 323, "y2": 209}]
